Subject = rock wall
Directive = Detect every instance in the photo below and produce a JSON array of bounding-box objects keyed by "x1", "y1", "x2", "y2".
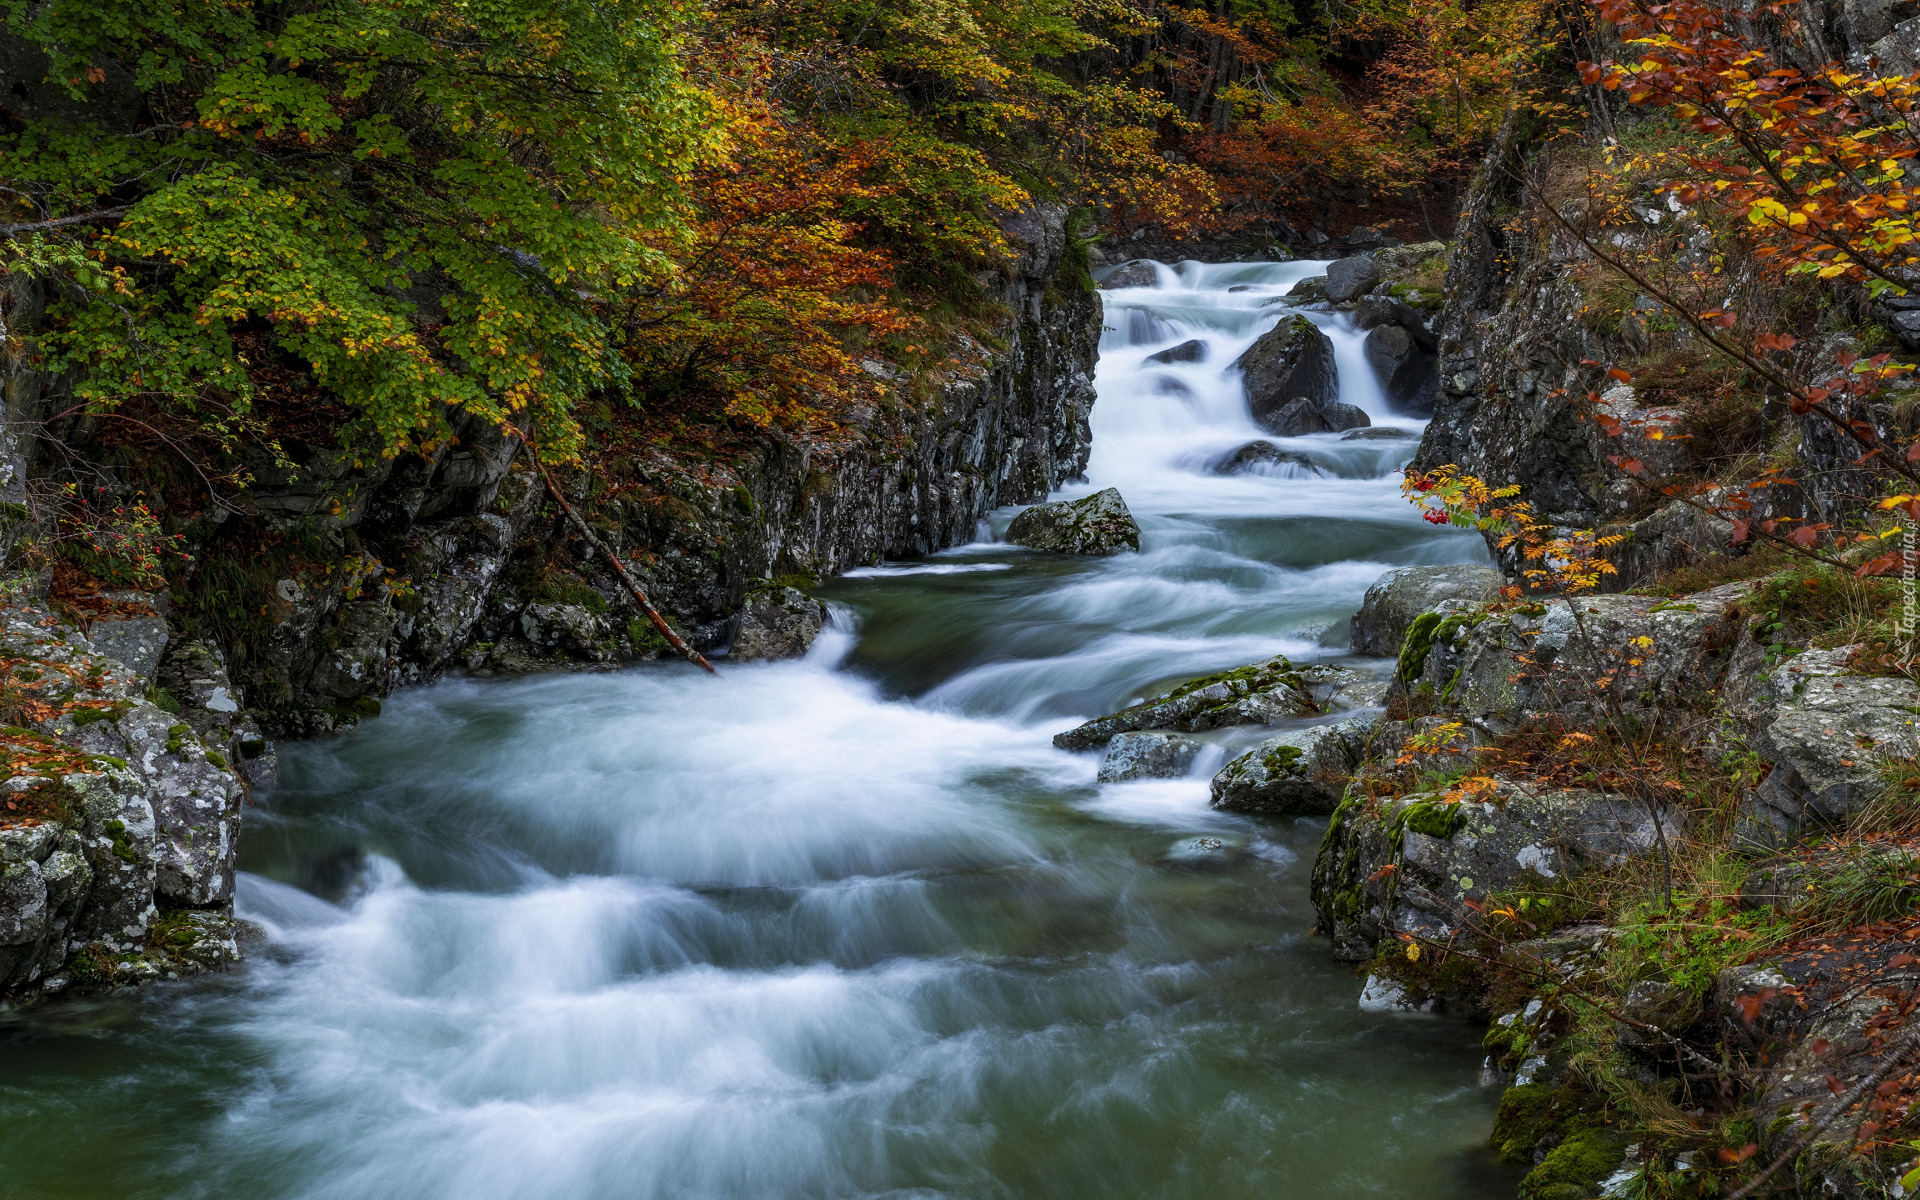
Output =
[
  {"x1": 5, "y1": 207, "x2": 1099, "y2": 737},
  {"x1": 0, "y1": 595, "x2": 254, "y2": 1005}
]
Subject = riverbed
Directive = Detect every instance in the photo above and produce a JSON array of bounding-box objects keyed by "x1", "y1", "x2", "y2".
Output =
[{"x1": 0, "y1": 261, "x2": 1516, "y2": 1200}]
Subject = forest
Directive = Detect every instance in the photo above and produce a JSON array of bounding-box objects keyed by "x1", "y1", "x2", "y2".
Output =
[{"x1": 11, "y1": 0, "x2": 1920, "y2": 1197}]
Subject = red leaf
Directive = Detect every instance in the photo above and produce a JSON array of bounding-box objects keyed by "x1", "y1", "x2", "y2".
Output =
[
  {"x1": 1858, "y1": 554, "x2": 1901, "y2": 578},
  {"x1": 1906, "y1": 442, "x2": 1920, "y2": 462},
  {"x1": 1828, "y1": 1073, "x2": 1846, "y2": 1095},
  {"x1": 1731, "y1": 518, "x2": 1750, "y2": 544},
  {"x1": 1790, "y1": 525, "x2": 1820, "y2": 547},
  {"x1": 1892, "y1": 952, "x2": 1916, "y2": 968},
  {"x1": 1607, "y1": 368, "x2": 1633, "y2": 382}
]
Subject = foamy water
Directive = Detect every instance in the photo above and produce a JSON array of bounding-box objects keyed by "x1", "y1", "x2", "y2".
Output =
[{"x1": 0, "y1": 259, "x2": 1509, "y2": 1200}]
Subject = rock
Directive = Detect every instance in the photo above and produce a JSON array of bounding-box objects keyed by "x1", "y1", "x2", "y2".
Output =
[
  {"x1": 1311, "y1": 778, "x2": 1686, "y2": 961},
  {"x1": 1096, "y1": 259, "x2": 1158, "y2": 289},
  {"x1": 1323, "y1": 256, "x2": 1383, "y2": 302},
  {"x1": 1285, "y1": 277, "x2": 1329, "y2": 303},
  {"x1": 1349, "y1": 564, "x2": 1504, "y2": 657},
  {"x1": 1209, "y1": 717, "x2": 1376, "y2": 815},
  {"x1": 1097, "y1": 731, "x2": 1202, "y2": 782},
  {"x1": 730, "y1": 586, "x2": 829, "y2": 662},
  {"x1": 1143, "y1": 339, "x2": 1206, "y2": 365},
  {"x1": 1714, "y1": 924, "x2": 1920, "y2": 1197},
  {"x1": 1210, "y1": 441, "x2": 1326, "y2": 475},
  {"x1": 1340, "y1": 427, "x2": 1414, "y2": 441},
  {"x1": 1406, "y1": 584, "x2": 1751, "y2": 738},
  {"x1": 1358, "y1": 973, "x2": 1432, "y2": 1013},
  {"x1": 1730, "y1": 646, "x2": 1920, "y2": 848},
  {"x1": 155, "y1": 639, "x2": 276, "y2": 791},
  {"x1": 1233, "y1": 315, "x2": 1339, "y2": 432},
  {"x1": 87, "y1": 618, "x2": 168, "y2": 685},
  {"x1": 1354, "y1": 296, "x2": 1439, "y2": 415},
  {"x1": 1260, "y1": 396, "x2": 1371, "y2": 437},
  {"x1": 0, "y1": 597, "x2": 250, "y2": 1001},
  {"x1": 1005, "y1": 488, "x2": 1141, "y2": 556},
  {"x1": 1054, "y1": 656, "x2": 1316, "y2": 750},
  {"x1": 519, "y1": 601, "x2": 610, "y2": 660}
]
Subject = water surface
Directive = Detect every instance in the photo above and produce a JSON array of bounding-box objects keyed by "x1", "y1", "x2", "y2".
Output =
[{"x1": 0, "y1": 260, "x2": 1512, "y2": 1200}]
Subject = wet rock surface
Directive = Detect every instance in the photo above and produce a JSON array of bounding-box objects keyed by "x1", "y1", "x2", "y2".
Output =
[
  {"x1": 1054, "y1": 656, "x2": 1316, "y2": 751},
  {"x1": 1097, "y1": 731, "x2": 1202, "y2": 782},
  {"x1": 1234, "y1": 315, "x2": 1342, "y2": 434},
  {"x1": 1209, "y1": 717, "x2": 1375, "y2": 815},
  {"x1": 1210, "y1": 441, "x2": 1327, "y2": 475},
  {"x1": 1349, "y1": 563, "x2": 1504, "y2": 657},
  {"x1": 729, "y1": 587, "x2": 830, "y2": 662},
  {"x1": 1005, "y1": 488, "x2": 1141, "y2": 556}
]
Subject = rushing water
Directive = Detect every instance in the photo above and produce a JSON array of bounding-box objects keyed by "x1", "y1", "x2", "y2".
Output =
[{"x1": 0, "y1": 261, "x2": 1515, "y2": 1200}]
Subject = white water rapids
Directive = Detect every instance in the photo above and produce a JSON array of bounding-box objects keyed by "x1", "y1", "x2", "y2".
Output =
[{"x1": 0, "y1": 261, "x2": 1511, "y2": 1200}]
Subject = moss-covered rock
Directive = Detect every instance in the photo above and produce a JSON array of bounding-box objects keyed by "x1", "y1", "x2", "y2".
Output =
[{"x1": 1054, "y1": 655, "x2": 1315, "y2": 750}]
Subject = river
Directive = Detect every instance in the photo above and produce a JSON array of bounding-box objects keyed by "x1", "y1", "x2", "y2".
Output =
[{"x1": 0, "y1": 260, "x2": 1517, "y2": 1199}]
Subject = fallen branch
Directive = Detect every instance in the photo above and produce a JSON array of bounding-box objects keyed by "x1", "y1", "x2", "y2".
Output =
[{"x1": 513, "y1": 431, "x2": 717, "y2": 675}]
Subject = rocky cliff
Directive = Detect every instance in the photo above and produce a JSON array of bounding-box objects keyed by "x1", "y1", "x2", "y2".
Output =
[{"x1": 3, "y1": 207, "x2": 1099, "y2": 738}]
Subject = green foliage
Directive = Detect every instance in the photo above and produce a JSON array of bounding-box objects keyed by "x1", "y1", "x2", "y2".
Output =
[
  {"x1": 3, "y1": 0, "x2": 714, "y2": 457},
  {"x1": 1612, "y1": 858, "x2": 1789, "y2": 996}
]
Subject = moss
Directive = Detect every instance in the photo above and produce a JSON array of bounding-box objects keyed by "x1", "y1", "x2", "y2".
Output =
[
  {"x1": 1521, "y1": 1128, "x2": 1629, "y2": 1200},
  {"x1": 1491, "y1": 1084, "x2": 1558, "y2": 1164},
  {"x1": 389, "y1": 587, "x2": 426, "y2": 616},
  {"x1": 1397, "y1": 612, "x2": 1445, "y2": 682},
  {"x1": 70, "y1": 706, "x2": 113, "y2": 727},
  {"x1": 1262, "y1": 744, "x2": 1303, "y2": 775},
  {"x1": 146, "y1": 908, "x2": 201, "y2": 952},
  {"x1": 627, "y1": 619, "x2": 669, "y2": 652},
  {"x1": 166, "y1": 723, "x2": 191, "y2": 738},
  {"x1": 204, "y1": 749, "x2": 228, "y2": 768},
  {"x1": 102, "y1": 818, "x2": 138, "y2": 864},
  {"x1": 239, "y1": 738, "x2": 266, "y2": 759},
  {"x1": 1400, "y1": 799, "x2": 1469, "y2": 840},
  {"x1": 148, "y1": 687, "x2": 181, "y2": 714},
  {"x1": 1164, "y1": 656, "x2": 1304, "y2": 705}
]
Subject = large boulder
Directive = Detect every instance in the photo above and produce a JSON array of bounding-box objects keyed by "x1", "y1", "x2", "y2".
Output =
[
  {"x1": 1727, "y1": 646, "x2": 1920, "y2": 849},
  {"x1": 1355, "y1": 296, "x2": 1440, "y2": 416},
  {"x1": 1209, "y1": 716, "x2": 1376, "y2": 815},
  {"x1": 1054, "y1": 655, "x2": 1316, "y2": 750},
  {"x1": 1233, "y1": 315, "x2": 1341, "y2": 433},
  {"x1": 1323, "y1": 256, "x2": 1383, "y2": 302},
  {"x1": 1210, "y1": 441, "x2": 1327, "y2": 476},
  {"x1": 1349, "y1": 564, "x2": 1504, "y2": 657},
  {"x1": 1404, "y1": 584, "x2": 1751, "y2": 737},
  {"x1": 730, "y1": 586, "x2": 829, "y2": 662},
  {"x1": 1261, "y1": 396, "x2": 1370, "y2": 437},
  {"x1": 1096, "y1": 260, "x2": 1157, "y2": 289},
  {"x1": 1098, "y1": 731, "x2": 1202, "y2": 782},
  {"x1": 1310, "y1": 778, "x2": 1685, "y2": 961},
  {"x1": 1006, "y1": 488, "x2": 1141, "y2": 556},
  {"x1": 1144, "y1": 339, "x2": 1207, "y2": 365}
]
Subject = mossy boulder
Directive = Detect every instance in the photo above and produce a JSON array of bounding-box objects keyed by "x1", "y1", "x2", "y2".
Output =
[
  {"x1": 730, "y1": 585, "x2": 829, "y2": 662},
  {"x1": 1209, "y1": 717, "x2": 1377, "y2": 815},
  {"x1": 1097, "y1": 731, "x2": 1202, "y2": 782},
  {"x1": 1054, "y1": 656, "x2": 1315, "y2": 751},
  {"x1": 1005, "y1": 488, "x2": 1140, "y2": 556},
  {"x1": 1348, "y1": 564, "x2": 1502, "y2": 658}
]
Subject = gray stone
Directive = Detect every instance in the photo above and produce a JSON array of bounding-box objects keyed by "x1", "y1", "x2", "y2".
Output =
[
  {"x1": 1311, "y1": 778, "x2": 1685, "y2": 960},
  {"x1": 87, "y1": 618, "x2": 169, "y2": 684},
  {"x1": 1261, "y1": 396, "x2": 1370, "y2": 437},
  {"x1": 1097, "y1": 731, "x2": 1202, "y2": 782},
  {"x1": 1143, "y1": 339, "x2": 1206, "y2": 365},
  {"x1": 1349, "y1": 564, "x2": 1504, "y2": 657},
  {"x1": 1006, "y1": 488, "x2": 1140, "y2": 556},
  {"x1": 519, "y1": 602, "x2": 609, "y2": 659},
  {"x1": 1285, "y1": 277, "x2": 1329, "y2": 303},
  {"x1": 730, "y1": 587, "x2": 829, "y2": 662},
  {"x1": 1055, "y1": 656, "x2": 1315, "y2": 750},
  {"x1": 1340, "y1": 427, "x2": 1415, "y2": 441},
  {"x1": 1731, "y1": 647, "x2": 1920, "y2": 848},
  {"x1": 1211, "y1": 441, "x2": 1326, "y2": 476},
  {"x1": 1234, "y1": 315, "x2": 1340, "y2": 432},
  {"x1": 1209, "y1": 717, "x2": 1375, "y2": 815},
  {"x1": 1324, "y1": 256, "x2": 1383, "y2": 303},
  {"x1": 1096, "y1": 259, "x2": 1158, "y2": 289}
]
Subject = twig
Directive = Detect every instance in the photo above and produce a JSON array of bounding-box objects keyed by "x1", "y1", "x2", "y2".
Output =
[
  {"x1": 0, "y1": 208, "x2": 131, "y2": 238},
  {"x1": 512, "y1": 431, "x2": 716, "y2": 675}
]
